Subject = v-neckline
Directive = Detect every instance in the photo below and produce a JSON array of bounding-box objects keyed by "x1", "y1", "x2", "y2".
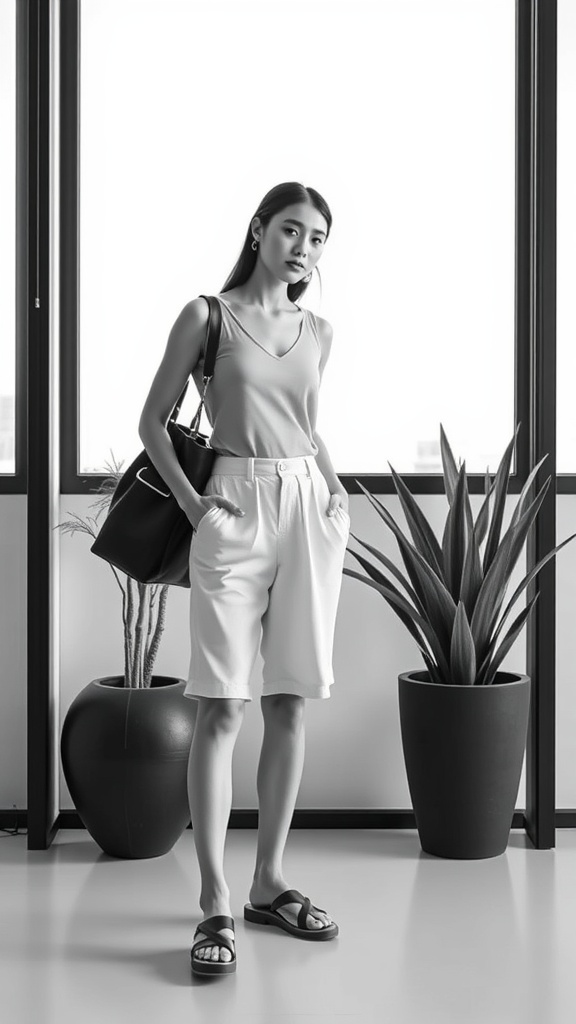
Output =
[{"x1": 216, "y1": 295, "x2": 306, "y2": 360}]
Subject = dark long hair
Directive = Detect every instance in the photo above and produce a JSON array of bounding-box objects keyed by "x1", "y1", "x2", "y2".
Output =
[{"x1": 220, "y1": 181, "x2": 332, "y2": 304}]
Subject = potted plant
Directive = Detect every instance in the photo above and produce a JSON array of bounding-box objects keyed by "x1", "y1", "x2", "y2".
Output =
[
  {"x1": 343, "y1": 424, "x2": 575, "y2": 859},
  {"x1": 57, "y1": 453, "x2": 198, "y2": 859}
]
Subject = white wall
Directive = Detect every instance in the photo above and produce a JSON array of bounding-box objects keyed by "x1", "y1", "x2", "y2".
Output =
[
  {"x1": 0, "y1": 497, "x2": 27, "y2": 810},
  {"x1": 2, "y1": 492, "x2": 575, "y2": 812},
  {"x1": 556, "y1": 497, "x2": 576, "y2": 806}
]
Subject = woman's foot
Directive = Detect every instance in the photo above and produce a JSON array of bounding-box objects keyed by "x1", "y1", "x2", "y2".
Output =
[
  {"x1": 193, "y1": 898, "x2": 235, "y2": 964},
  {"x1": 248, "y1": 876, "x2": 333, "y2": 930}
]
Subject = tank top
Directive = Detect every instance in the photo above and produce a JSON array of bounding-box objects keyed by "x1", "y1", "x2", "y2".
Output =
[{"x1": 190, "y1": 295, "x2": 322, "y2": 459}]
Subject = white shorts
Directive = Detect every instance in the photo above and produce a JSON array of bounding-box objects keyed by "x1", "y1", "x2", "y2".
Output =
[{"x1": 184, "y1": 454, "x2": 350, "y2": 702}]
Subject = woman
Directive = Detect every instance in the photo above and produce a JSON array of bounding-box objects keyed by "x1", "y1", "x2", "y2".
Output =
[{"x1": 138, "y1": 182, "x2": 349, "y2": 976}]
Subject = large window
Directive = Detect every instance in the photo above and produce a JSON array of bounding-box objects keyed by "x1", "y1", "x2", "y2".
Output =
[
  {"x1": 78, "y1": 0, "x2": 516, "y2": 478},
  {"x1": 0, "y1": 0, "x2": 16, "y2": 476},
  {"x1": 557, "y1": 0, "x2": 576, "y2": 474}
]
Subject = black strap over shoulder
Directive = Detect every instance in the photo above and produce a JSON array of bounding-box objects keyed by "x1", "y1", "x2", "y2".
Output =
[{"x1": 167, "y1": 295, "x2": 222, "y2": 429}]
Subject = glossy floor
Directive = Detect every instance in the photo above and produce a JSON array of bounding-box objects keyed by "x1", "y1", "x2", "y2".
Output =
[{"x1": 2, "y1": 827, "x2": 575, "y2": 1024}]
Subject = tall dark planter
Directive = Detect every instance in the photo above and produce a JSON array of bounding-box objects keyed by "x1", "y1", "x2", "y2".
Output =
[
  {"x1": 61, "y1": 675, "x2": 197, "y2": 859},
  {"x1": 398, "y1": 669, "x2": 531, "y2": 859}
]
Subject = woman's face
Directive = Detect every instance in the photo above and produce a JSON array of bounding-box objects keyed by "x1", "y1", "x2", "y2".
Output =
[{"x1": 254, "y1": 203, "x2": 328, "y2": 285}]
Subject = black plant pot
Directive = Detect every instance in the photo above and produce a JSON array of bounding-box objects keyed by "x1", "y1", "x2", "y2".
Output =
[
  {"x1": 398, "y1": 669, "x2": 531, "y2": 859},
  {"x1": 61, "y1": 675, "x2": 197, "y2": 859}
]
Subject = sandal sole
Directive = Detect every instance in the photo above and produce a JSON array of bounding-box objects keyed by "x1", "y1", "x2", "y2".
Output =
[
  {"x1": 244, "y1": 903, "x2": 339, "y2": 940},
  {"x1": 190, "y1": 955, "x2": 236, "y2": 975}
]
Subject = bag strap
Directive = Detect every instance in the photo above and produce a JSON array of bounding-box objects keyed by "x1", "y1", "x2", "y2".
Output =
[{"x1": 167, "y1": 295, "x2": 222, "y2": 435}]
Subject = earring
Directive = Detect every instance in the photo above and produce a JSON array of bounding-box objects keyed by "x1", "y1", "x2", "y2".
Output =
[
  {"x1": 251, "y1": 239, "x2": 258, "y2": 250},
  {"x1": 303, "y1": 272, "x2": 312, "y2": 283}
]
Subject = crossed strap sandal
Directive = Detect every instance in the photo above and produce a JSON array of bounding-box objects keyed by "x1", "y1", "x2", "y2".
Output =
[
  {"x1": 190, "y1": 914, "x2": 236, "y2": 975},
  {"x1": 244, "y1": 888, "x2": 339, "y2": 940}
]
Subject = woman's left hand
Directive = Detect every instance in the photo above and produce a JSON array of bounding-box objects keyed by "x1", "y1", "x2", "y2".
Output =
[{"x1": 327, "y1": 492, "x2": 349, "y2": 517}]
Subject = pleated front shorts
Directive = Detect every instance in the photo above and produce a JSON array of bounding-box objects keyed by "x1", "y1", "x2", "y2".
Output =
[{"x1": 184, "y1": 454, "x2": 350, "y2": 702}]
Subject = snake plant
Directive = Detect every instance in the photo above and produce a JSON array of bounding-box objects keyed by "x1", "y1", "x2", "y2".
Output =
[{"x1": 344, "y1": 423, "x2": 576, "y2": 685}]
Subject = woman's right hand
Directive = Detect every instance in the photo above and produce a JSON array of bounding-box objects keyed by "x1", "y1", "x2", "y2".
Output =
[{"x1": 181, "y1": 494, "x2": 245, "y2": 532}]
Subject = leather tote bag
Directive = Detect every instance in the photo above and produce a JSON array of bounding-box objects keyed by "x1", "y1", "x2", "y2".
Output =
[{"x1": 90, "y1": 294, "x2": 222, "y2": 588}]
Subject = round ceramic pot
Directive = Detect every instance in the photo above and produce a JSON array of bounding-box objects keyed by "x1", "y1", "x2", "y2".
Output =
[{"x1": 61, "y1": 675, "x2": 197, "y2": 859}]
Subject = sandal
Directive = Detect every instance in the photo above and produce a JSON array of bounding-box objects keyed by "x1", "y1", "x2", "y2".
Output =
[
  {"x1": 244, "y1": 888, "x2": 339, "y2": 941},
  {"x1": 190, "y1": 914, "x2": 236, "y2": 975}
]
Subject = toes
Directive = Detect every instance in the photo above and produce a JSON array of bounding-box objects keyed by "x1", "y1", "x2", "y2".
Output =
[
  {"x1": 307, "y1": 913, "x2": 332, "y2": 928},
  {"x1": 195, "y1": 945, "x2": 231, "y2": 961},
  {"x1": 194, "y1": 926, "x2": 234, "y2": 962}
]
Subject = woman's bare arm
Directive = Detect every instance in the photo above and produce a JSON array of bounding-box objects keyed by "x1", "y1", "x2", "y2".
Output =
[
  {"x1": 312, "y1": 317, "x2": 348, "y2": 511},
  {"x1": 138, "y1": 297, "x2": 210, "y2": 517}
]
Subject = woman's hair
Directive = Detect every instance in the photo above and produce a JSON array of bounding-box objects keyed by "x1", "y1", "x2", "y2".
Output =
[{"x1": 220, "y1": 181, "x2": 332, "y2": 303}]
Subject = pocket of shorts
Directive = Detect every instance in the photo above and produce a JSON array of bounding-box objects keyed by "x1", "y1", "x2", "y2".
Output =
[
  {"x1": 330, "y1": 505, "x2": 350, "y2": 532},
  {"x1": 196, "y1": 505, "x2": 223, "y2": 531},
  {"x1": 329, "y1": 501, "x2": 350, "y2": 521}
]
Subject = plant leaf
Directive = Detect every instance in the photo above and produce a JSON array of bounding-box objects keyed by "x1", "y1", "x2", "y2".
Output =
[
  {"x1": 354, "y1": 479, "x2": 457, "y2": 658},
  {"x1": 342, "y1": 567, "x2": 452, "y2": 683},
  {"x1": 480, "y1": 593, "x2": 540, "y2": 686},
  {"x1": 509, "y1": 454, "x2": 549, "y2": 530},
  {"x1": 478, "y1": 529, "x2": 576, "y2": 669},
  {"x1": 420, "y1": 654, "x2": 443, "y2": 685},
  {"x1": 470, "y1": 474, "x2": 551, "y2": 665},
  {"x1": 482, "y1": 423, "x2": 521, "y2": 575},
  {"x1": 343, "y1": 556, "x2": 434, "y2": 661},
  {"x1": 386, "y1": 463, "x2": 444, "y2": 580},
  {"x1": 442, "y1": 464, "x2": 470, "y2": 600},
  {"x1": 459, "y1": 518, "x2": 484, "y2": 622},
  {"x1": 439, "y1": 422, "x2": 460, "y2": 505},
  {"x1": 346, "y1": 536, "x2": 424, "y2": 612},
  {"x1": 474, "y1": 470, "x2": 497, "y2": 548},
  {"x1": 450, "y1": 600, "x2": 477, "y2": 685}
]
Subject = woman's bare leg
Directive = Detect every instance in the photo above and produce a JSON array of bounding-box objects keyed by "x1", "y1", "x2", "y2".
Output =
[
  {"x1": 187, "y1": 696, "x2": 245, "y2": 962},
  {"x1": 249, "y1": 693, "x2": 332, "y2": 930}
]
